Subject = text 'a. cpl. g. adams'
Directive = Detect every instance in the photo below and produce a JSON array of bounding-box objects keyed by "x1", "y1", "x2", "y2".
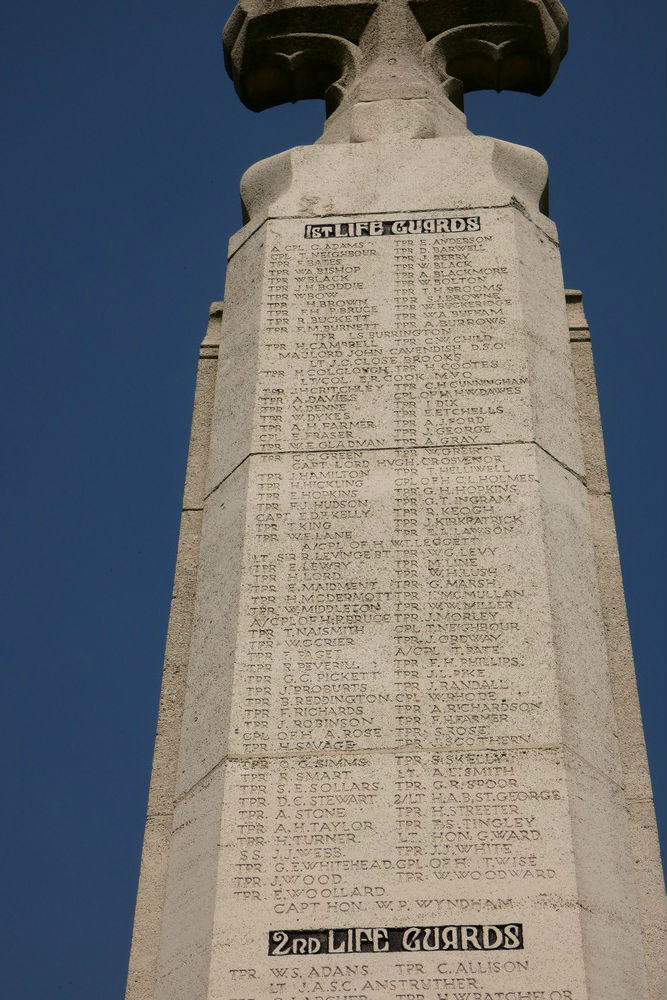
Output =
[{"x1": 269, "y1": 924, "x2": 524, "y2": 956}]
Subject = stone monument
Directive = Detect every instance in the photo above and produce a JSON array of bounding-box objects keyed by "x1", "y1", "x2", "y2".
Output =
[{"x1": 126, "y1": 2, "x2": 665, "y2": 998}]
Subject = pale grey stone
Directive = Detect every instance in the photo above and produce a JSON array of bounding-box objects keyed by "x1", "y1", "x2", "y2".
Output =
[
  {"x1": 157, "y1": 439, "x2": 655, "y2": 996},
  {"x1": 175, "y1": 461, "x2": 249, "y2": 797},
  {"x1": 567, "y1": 292, "x2": 666, "y2": 996},
  {"x1": 156, "y1": 767, "x2": 226, "y2": 1000},
  {"x1": 205, "y1": 230, "x2": 265, "y2": 495},
  {"x1": 127, "y1": 4, "x2": 665, "y2": 998},
  {"x1": 126, "y1": 316, "x2": 220, "y2": 1000},
  {"x1": 229, "y1": 136, "x2": 558, "y2": 256},
  {"x1": 561, "y1": 750, "x2": 649, "y2": 999},
  {"x1": 224, "y1": 0, "x2": 568, "y2": 143},
  {"x1": 125, "y1": 815, "x2": 173, "y2": 1000},
  {"x1": 203, "y1": 748, "x2": 593, "y2": 1000},
  {"x1": 146, "y1": 513, "x2": 202, "y2": 819},
  {"x1": 183, "y1": 360, "x2": 220, "y2": 511},
  {"x1": 570, "y1": 340, "x2": 610, "y2": 494},
  {"x1": 587, "y1": 494, "x2": 651, "y2": 799},
  {"x1": 534, "y1": 447, "x2": 619, "y2": 782},
  {"x1": 565, "y1": 289, "x2": 591, "y2": 341},
  {"x1": 627, "y1": 798, "x2": 667, "y2": 1000},
  {"x1": 157, "y1": 747, "x2": 650, "y2": 1000},
  {"x1": 209, "y1": 141, "x2": 584, "y2": 502},
  {"x1": 188, "y1": 445, "x2": 610, "y2": 773},
  {"x1": 129, "y1": 276, "x2": 666, "y2": 1000}
]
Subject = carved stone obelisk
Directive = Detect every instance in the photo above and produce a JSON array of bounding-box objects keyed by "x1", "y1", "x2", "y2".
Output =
[{"x1": 126, "y1": 3, "x2": 665, "y2": 999}]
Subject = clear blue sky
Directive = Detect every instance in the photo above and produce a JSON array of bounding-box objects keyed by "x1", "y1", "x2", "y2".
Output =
[{"x1": 1, "y1": 1, "x2": 664, "y2": 996}]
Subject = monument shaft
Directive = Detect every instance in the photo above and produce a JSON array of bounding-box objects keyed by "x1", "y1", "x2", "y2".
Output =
[{"x1": 126, "y1": 3, "x2": 665, "y2": 998}]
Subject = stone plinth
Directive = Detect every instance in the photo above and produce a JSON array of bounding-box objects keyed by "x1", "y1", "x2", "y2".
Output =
[{"x1": 124, "y1": 137, "x2": 664, "y2": 1000}]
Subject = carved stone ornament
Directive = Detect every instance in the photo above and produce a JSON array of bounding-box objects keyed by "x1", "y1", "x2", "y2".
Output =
[{"x1": 223, "y1": 0, "x2": 568, "y2": 140}]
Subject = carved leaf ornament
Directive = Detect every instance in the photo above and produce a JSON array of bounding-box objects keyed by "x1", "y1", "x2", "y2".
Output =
[
  {"x1": 412, "y1": 0, "x2": 569, "y2": 107},
  {"x1": 223, "y1": 0, "x2": 568, "y2": 116},
  {"x1": 223, "y1": 2, "x2": 375, "y2": 113}
]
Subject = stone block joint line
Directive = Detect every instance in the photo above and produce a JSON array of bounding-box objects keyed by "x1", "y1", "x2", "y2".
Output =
[{"x1": 205, "y1": 438, "x2": 587, "y2": 503}]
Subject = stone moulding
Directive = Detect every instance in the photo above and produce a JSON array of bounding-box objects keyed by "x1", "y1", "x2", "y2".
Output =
[
  {"x1": 223, "y1": 2, "x2": 375, "y2": 113},
  {"x1": 412, "y1": 0, "x2": 568, "y2": 103},
  {"x1": 223, "y1": 0, "x2": 569, "y2": 119}
]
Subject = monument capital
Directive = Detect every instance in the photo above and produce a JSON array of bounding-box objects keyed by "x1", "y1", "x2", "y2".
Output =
[{"x1": 223, "y1": 0, "x2": 568, "y2": 140}]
